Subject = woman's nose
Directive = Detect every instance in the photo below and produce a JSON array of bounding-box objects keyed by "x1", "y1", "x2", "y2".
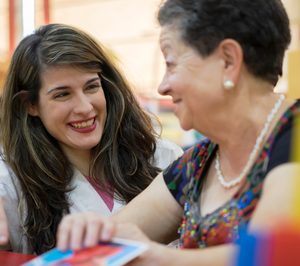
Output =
[
  {"x1": 73, "y1": 94, "x2": 93, "y2": 114},
  {"x1": 158, "y1": 74, "x2": 170, "y2": 96}
]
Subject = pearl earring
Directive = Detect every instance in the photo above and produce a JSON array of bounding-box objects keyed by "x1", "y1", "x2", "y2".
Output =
[{"x1": 223, "y1": 79, "x2": 235, "y2": 90}]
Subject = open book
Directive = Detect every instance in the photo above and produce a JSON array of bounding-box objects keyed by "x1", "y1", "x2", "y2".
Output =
[{"x1": 22, "y1": 238, "x2": 148, "y2": 266}]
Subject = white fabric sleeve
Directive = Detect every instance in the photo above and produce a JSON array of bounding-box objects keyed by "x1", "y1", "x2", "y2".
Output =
[
  {"x1": 0, "y1": 159, "x2": 28, "y2": 253},
  {"x1": 153, "y1": 138, "x2": 183, "y2": 170}
]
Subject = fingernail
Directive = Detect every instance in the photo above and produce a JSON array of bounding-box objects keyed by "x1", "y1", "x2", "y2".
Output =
[{"x1": 101, "y1": 231, "x2": 110, "y2": 241}]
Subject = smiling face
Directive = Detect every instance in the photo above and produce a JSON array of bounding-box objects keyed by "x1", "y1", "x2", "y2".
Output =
[
  {"x1": 29, "y1": 65, "x2": 107, "y2": 159},
  {"x1": 158, "y1": 25, "x2": 225, "y2": 132}
]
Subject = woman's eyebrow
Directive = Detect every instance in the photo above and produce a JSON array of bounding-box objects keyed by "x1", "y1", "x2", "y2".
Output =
[
  {"x1": 85, "y1": 77, "x2": 101, "y2": 85},
  {"x1": 46, "y1": 77, "x2": 101, "y2": 94}
]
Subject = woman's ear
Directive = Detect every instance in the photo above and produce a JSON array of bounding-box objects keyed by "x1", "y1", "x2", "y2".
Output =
[
  {"x1": 27, "y1": 103, "x2": 39, "y2": 117},
  {"x1": 17, "y1": 90, "x2": 39, "y2": 117},
  {"x1": 217, "y1": 39, "x2": 243, "y2": 89}
]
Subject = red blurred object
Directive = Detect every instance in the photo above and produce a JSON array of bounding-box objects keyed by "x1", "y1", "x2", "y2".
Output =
[
  {"x1": 269, "y1": 223, "x2": 300, "y2": 266},
  {"x1": 9, "y1": 0, "x2": 16, "y2": 55},
  {"x1": 44, "y1": 0, "x2": 50, "y2": 24},
  {"x1": 0, "y1": 251, "x2": 35, "y2": 266}
]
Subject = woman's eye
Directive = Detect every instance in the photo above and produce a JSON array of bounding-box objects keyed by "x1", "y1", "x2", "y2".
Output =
[
  {"x1": 53, "y1": 92, "x2": 69, "y2": 99},
  {"x1": 86, "y1": 84, "x2": 101, "y2": 92}
]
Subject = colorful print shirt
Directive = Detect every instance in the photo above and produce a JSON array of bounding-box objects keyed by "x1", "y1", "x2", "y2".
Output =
[{"x1": 163, "y1": 100, "x2": 300, "y2": 249}]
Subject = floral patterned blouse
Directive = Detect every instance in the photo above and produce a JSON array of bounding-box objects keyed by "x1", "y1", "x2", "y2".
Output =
[{"x1": 163, "y1": 100, "x2": 300, "y2": 249}]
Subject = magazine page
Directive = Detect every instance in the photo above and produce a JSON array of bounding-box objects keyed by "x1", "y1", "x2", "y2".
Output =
[{"x1": 22, "y1": 238, "x2": 148, "y2": 266}]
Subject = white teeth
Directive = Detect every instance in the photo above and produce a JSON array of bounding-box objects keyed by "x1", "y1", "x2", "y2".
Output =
[{"x1": 71, "y1": 118, "x2": 94, "y2": 129}]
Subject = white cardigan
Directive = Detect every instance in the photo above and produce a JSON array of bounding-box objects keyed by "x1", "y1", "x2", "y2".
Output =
[{"x1": 0, "y1": 138, "x2": 182, "y2": 253}]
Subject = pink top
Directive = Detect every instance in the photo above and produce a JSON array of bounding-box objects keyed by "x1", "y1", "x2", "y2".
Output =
[{"x1": 85, "y1": 176, "x2": 114, "y2": 211}]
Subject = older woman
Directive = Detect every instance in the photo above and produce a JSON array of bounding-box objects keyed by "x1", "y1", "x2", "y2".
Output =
[{"x1": 55, "y1": 0, "x2": 299, "y2": 265}]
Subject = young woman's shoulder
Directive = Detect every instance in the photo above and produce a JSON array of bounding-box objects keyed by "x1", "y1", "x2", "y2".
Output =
[
  {"x1": 0, "y1": 155, "x2": 20, "y2": 200},
  {"x1": 153, "y1": 138, "x2": 183, "y2": 170},
  {"x1": 0, "y1": 150, "x2": 29, "y2": 253}
]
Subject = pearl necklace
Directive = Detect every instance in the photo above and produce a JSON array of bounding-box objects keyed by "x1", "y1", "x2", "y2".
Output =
[{"x1": 215, "y1": 94, "x2": 285, "y2": 189}]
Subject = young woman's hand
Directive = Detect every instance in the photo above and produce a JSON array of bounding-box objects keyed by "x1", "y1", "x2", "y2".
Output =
[
  {"x1": 0, "y1": 197, "x2": 9, "y2": 245},
  {"x1": 56, "y1": 211, "x2": 153, "y2": 251},
  {"x1": 56, "y1": 212, "x2": 116, "y2": 251}
]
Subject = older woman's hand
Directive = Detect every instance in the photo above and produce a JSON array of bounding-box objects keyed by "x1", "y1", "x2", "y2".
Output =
[
  {"x1": 56, "y1": 212, "x2": 116, "y2": 251},
  {"x1": 124, "y1": 242, "x2": 168, "y2": 266},
  {"x1": 0, "y1": 197, "x2": 9, "y2": 245}
]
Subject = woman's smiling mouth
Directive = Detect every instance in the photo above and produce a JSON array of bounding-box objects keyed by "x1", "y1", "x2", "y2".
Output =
[{"x1": 70, "y1": 117, "x2": 96, "y2": 129}]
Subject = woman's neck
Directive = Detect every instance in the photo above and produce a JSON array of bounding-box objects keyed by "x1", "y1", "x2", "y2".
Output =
[
  {"x1": 215, "y1": 94, "x2": 293, "y2": 178},
  {"x1": 61, "y1": 147, "x2": 91, "y2": 176}
]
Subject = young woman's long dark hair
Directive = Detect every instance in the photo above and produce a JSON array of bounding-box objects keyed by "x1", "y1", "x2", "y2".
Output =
[{"x1": 0, "y1": 23, "x2": 160, "y2": 254}]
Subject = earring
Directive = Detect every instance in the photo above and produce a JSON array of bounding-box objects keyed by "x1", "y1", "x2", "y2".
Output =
[{"x1": 223, "y1": 79, "x2": 235, "y2": 90}]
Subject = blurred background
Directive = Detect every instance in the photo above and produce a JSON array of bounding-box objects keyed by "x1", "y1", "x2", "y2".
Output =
[{"x1": 0, "y1": 0, "x2": 299, "y2": 147}]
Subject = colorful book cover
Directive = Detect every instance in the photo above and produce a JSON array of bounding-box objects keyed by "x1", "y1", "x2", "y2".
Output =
[{"x1": 22, "y1": 238, "x2": 148, "y2": 266}]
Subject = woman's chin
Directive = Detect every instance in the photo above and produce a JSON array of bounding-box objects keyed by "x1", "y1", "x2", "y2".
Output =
[{"x1": 179, "y1": 121, "x2": 193, "y2": 131}]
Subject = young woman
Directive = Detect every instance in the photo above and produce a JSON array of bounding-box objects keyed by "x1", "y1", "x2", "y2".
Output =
[{"x1": 0, "y1": 23, "x2": 182, "y2": 254}]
